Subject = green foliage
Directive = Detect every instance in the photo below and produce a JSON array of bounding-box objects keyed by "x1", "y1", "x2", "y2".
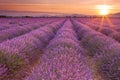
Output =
[
  {"x1": 94, "y1": 54, "x2": 120, "y2": 80},
  {"x1": 0, "y1": 51, "x2": 25, "y2": 76}
]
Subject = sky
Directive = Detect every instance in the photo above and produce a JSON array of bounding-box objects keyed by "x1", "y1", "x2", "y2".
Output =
[{"x1": 0, "y1": 0, "x2": 120, "y2": 15}]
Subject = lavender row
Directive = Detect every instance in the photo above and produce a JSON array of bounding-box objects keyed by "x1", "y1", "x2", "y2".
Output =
[
  {"x1": 0, "y1": 19, "x2": 56, "y2": 43},
  {"x1": 0, "y1": 18, "x2": 36, "y2": 31},
  {"x1": 0, "y1": 20, "x2": 65, "y2": 80},
  {"x1": 24, "y1": 20, "x2": 93, "y2": 80},
  {"x1": 0, "y1": 19, "x2": 65, "y2": 64},
  {"x1": 76, "y1": 18, "x2": 120, "y2": 43},
  {"x1": 109, "y1": 32, "x2": 120, "y2": 42},
  {"x1": 0, "y1": 18, "x2": 54, "y2": 31},
  {"x1": 72, "y1": 20, "x2": 120, "y2": 80},
  {"x1": 77, "y1": 17, "x2": 120, "y2": 32}
]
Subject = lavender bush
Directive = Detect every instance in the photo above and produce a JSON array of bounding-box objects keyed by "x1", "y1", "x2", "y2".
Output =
[
  {"x1": 0, "y1": 19, "x2": 65, "y2": 80},
  {"x1": 72, "y1": 19, "x2": 120, "y2": 80},
  {"x1": 24, "y1": 20, "x2": 93, "y2": 80}
]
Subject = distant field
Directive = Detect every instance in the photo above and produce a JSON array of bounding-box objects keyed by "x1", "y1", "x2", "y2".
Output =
[{"x1": 0, "y1": 17, "x2": 120, "y2": 80}]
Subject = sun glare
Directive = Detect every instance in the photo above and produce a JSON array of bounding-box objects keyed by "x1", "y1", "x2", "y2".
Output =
[{"x1": 96, "y1": 5, "x2": 112, "y2": 15}]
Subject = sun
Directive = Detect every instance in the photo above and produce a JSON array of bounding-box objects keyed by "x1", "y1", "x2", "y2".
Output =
[
  {"x1": 96, "y1": 5, "x2": 112, "y2": 15},
  {"x1": 100, "y1": 9, "x2": 109, "y2": 15}
]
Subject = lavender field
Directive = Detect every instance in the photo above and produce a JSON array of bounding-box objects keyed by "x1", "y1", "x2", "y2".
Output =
[{"x1": 0, "y1": 17, "x2": 120, "y2": 80}]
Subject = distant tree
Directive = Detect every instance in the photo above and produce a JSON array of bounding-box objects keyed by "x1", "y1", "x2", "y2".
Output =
[{"x1": 0, "y1": 15, "x2": 7, "y2": 18}]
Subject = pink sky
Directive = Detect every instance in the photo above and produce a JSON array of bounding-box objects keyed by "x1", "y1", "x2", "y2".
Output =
[{"x1": 0, "y1": 0, "x2": 119, "y2": 15}]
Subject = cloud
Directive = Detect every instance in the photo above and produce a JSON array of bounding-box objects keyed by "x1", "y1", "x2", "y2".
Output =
[
  {"x1": 0, "y1": 0, "x2": 119, "y2": 14},
  {"x1": 0, "y1": 0, "x2": 112, "y2": 4},
  {"x1": 0, "y1": 0, "x2": 120, "y2": 5}
]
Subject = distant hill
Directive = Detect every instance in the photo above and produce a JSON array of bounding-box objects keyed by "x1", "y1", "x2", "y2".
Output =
[
  {"x1": 0, "y1": 10, "x2": 119, "y2": 18},
  {"x1": 109, "y1": 12, "x2": 120, "y2": 17},
  {"x1": 0, "y1": 10, "x2": 85, "y2": 17}
]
